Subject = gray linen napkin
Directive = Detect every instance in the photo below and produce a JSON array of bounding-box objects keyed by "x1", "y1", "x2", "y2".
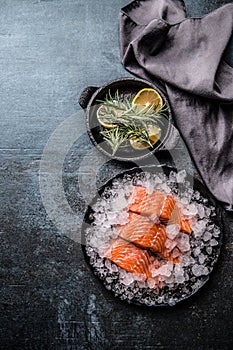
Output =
[{"x1": 119, "y1": 0, "x2": 233, "y2": 210}]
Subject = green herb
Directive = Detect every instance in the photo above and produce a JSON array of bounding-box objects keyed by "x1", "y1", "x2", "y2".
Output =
[
  {"x1": 97, "y1": 90, "x2": 168, "y2": 155},
  {"x1": 100, "y1": 127, "x2": 128, "y2": 156}
]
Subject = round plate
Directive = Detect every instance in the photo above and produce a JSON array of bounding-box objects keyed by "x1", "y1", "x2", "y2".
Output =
[
  {"x1": 86, "y1": 78, "x2": 173, "y2": 162},
  {"x1": 81, "y1": 166, "x2": 223, "y2": 306}
]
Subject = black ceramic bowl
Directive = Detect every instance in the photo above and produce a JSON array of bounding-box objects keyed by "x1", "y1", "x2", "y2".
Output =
[{"x1": 78, "y1": 77, "x2": 173, "y2": 162}]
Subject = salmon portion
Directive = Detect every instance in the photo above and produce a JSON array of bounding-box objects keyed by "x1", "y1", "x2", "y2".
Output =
[
  {"x1": 129, "y1": 187, "x2": 164, "y2": 217},
  {"x1": 118, "y1": 212, "x2": 166, "y2": 254},
  {"x1": 130, "y1": 186, "x2": 192, "y2": 234},
  {"x1": 129, "y1": 186, "x2": 176, "y2": 220},
  {"x1": 105, "y1": 238, "x2": 153, "y2": 278}
]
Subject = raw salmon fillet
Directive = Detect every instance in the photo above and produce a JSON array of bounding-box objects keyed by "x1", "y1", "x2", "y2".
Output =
[
  {"x1": 129, "y1": 187, "x2": 165, "y2": 217},
  {"x1": 118, "y1": 212, "x2": 166, "y2": 253},
  {"x1": 129, "y1": 186, "x2": 192, "y2": 234},
  {"x1": 105, "y1": 238, "x2": 153, "y2": 278},
  {"x1": 129, "y1": 186, "x2": 176, "y2": 220}
]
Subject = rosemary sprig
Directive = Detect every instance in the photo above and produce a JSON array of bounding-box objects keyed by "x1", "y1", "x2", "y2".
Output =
[
  {"x1": 101, "y1": 122, "x2": 153, "y2": 155},
  {"x1": 100, "y1": 127, "x2": 128, "y2": 155},
  {"x1": 97, "y1": 90, "x2": 168, "y2": 155}
]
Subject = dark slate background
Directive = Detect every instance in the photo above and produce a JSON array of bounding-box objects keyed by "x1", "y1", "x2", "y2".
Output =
[{"x1": 0, "y1": 1, "x2": 232, "y2": 349}]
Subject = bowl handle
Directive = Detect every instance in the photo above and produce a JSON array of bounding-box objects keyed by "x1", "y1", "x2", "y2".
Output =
[{"x1": 78, "y1": 86, "x2": 99, "y2": 109}]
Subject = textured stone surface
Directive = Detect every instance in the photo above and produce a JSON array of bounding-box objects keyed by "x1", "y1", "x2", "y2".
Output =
[{"x1": 0, "y1": 1, "x2": 232, "y2": 349}]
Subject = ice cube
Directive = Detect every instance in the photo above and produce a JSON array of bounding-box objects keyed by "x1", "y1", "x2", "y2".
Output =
[
  {"x1": 174, "y1": 264, "x2": 184, "y2": 276},
  {"x1": 197, "y1": 204, "x2": 205, "y2": 219},
  {"x1": 192, "y1": 264, "x2": 208, "y2": 277},
  {"x1": 174, "y1": 265, "x2": 185, "y2": 284},
  {"x1": 193, "y1": 246, "x2": 201, "y2": 257},
  {"x1": 168, "y1": 299, "x2": 176, "y2": 306},
  {"x1": 116, "y1": 211, "x2": 129, "y2": 225},
  {"x1": 192, "y1": 264, "x2": 203, "y2": 277},
  {"x1": 126, "y1": 292, "x2": 134, "y2": 300},
  {"x1": 205, "y1": 207, "x2": 211, "y2": 217},
  {"x1": 105, "y1": 259, "x2": 113, "y2": 270},
  {"x1": 111, "y1": 195, "x2": 128, "y2": 211},
  {"x1": 193, "y1": 229, "x2": 203, "y2": 239},
  {"x1": 176, "y1": 170, "x2": 187, "y2": 183},
  {"x1": 210, "y1": 238, "x2": 218, "y2": 247},
  {"x1": 183, "y1": 203, "x2": 198, "y2": 216},
  {"x1": 176, "y1": 233, "x2": 190, "y2": 252},
  {"x1": 132, "y1": 273, "x2": 146, "y2": 282},
  {"x1": 147, "y1": 278, "x2": 156, "y2": 289},
  {"x1": 146, "y1": 186, "x2": 154, "y2": 195},
  {"x1": 194, "y1": 191, "x2": 201, "y2": 200},
  {"x1": 180, "y1": 197, "x2": 190, "y2": 205},
  {"x1": 159, "y1": 262, "x2": 173, "y2": 277},
  {"x1": 159, "y1": 182, "x2": 171, "y2": 193},
  {"x1": 151, "y1": 267, "x2": 160, "y2": 277},
  {"x1": 111, "y1": 263, "x2": 119, "y2": 273},
  {"x1": 94, "y1": 260, "x2": 104, "y2": 268},
  {"x1": 137, "y1": 280, "x2": 147, "y2": 289},
  {"x1": 193, "y1": 219, "x2": 208, "y2": 237},
  {"x1": 106, "y1": 210, "x2": 116, "y2": 220},
  {"x1": 181, "y1": 254, "x2": 195, "y2": 266},
  {"x1": 121, "y1": 272, "x2": 134, "y2": 286},
  {"x1": 181, "y1": 255, "x2": 190, "y2": 266},
  {"x1": 203, "y1": 231, "x2": 212, "y2": 242},
  {"x1": 202, "y1": 267, "x2": 209, "y2": 275},
  {"x1": 153, "y1": 175, "x2": 162, "y2": 184},
  {"x1": 198, "y1": 253, "x2": 206, "y2": 265},
  {"x1": 106, "y1": 277, "x2": 113, "y2": 284},
  {"x1": 176, "y1": 275, "x2": 185, "y2": 284},
  {"x1": 165, "y1": 238, "x2": 177, "y2": 252},
  {"x1": 166, "y1": 224, "x2": 180, "y2": 240}
]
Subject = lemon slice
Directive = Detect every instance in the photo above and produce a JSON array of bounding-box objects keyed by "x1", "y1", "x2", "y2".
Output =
[
  {"x1": 130, "y1": 125, "x2": 161, "y2": 150},
  {"x1": 132, "y1": 88, "x2": 163, "y2": 111},
  {"x1": 97, "y1": 104, "x2": 125, "y2": 129}
]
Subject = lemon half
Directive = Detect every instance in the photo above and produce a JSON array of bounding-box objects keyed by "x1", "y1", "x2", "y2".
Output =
[
  {"x1": 132, "y1": 88, "x2": 163, "y2": 111},
  {"x1": 130, "y1": 125, "x2": 161, "y2": 150}
]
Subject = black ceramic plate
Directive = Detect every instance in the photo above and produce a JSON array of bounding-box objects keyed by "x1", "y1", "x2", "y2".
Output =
[
  {"x1": 80, "y1": 78, "x2": 173, "y2": 162},
  {"x1": 81, "y1": 166, "x2": 223, "y2": 306}
]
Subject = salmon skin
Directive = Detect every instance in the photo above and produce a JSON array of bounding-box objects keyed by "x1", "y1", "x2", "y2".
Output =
[
  {"x1": 105, "y1": 238, "x2": 154, "y2": 279},
  {"x1": 129, "y1": 186, "x2": 192, "y2": 234},
  {"x1": 118, "y1": 212, "x2": 166, "y2": 254}
]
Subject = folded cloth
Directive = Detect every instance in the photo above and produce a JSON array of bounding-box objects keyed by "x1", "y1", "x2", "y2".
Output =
[{"x1": 119, "y1": 0, "x2": 233, "y2": 210}]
